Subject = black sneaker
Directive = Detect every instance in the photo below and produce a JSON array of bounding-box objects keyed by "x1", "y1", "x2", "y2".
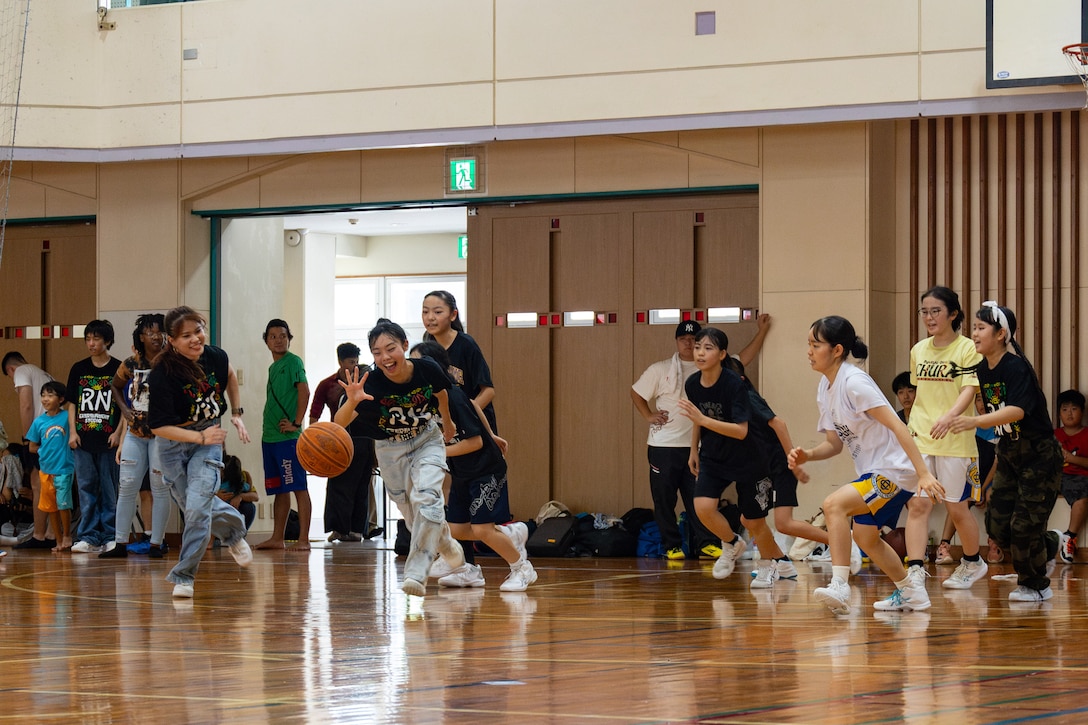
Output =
[
  {"x1": 149, "y1": 542, "x2": 169, "y2": 559},
  {"x1": 99, "y1": 543, "x2": 128, "y2": 558},
  {"x1": 15, "y1": 537, "x2": 56, "y2": 550}
]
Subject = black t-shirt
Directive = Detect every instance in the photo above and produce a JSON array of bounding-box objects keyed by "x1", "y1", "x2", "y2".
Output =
[
  {"x1": 445, "y1": 332, "x2": 498, "y2": 432},
  {"x1": 147, "y1": 346, "x2": 231, "y2": 431},
  {"x1": 744, "y1": 385, "x2": 789, "y2": 478},
  {"x1": 345, "y1": 356, "x2": 451, "y2": 442},
  {"x1": 976, "y1": 352, "x2": 1055, "y2": 444},
  {"x1": 66, "y1": 356, "x2": 122, "y2": 453},
  {"x1": 684, "y1": 368, "x2": 765, "y2": 482},
  {"x1": 445, "y1": 385, "x2": 505, "y2": 481}
]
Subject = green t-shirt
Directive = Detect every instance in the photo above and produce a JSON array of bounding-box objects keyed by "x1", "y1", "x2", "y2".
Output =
[{"x1": 263, "y1": 351, "x2": 307, "y2": 442}]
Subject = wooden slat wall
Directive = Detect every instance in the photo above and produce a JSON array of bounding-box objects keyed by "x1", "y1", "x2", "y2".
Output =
[{"x1": 908, "y1": 112, "x2": 1085, "y2": 405}]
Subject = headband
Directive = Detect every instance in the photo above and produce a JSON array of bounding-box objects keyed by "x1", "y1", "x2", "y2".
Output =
[{"x1": 982, "y1": 301, "x2": 1012, "y2": 342}]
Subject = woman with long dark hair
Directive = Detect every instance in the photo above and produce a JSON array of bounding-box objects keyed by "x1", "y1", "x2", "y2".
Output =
[{"x1": 148, "y1": 306, "x2": 252, "y2": 599}]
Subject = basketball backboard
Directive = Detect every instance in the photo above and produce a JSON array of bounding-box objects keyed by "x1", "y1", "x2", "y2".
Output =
[{"x1": 987, "y1": 0, "x2": 1088, "y2": 88}]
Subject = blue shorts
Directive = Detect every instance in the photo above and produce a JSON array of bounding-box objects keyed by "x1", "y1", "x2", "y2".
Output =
[
  {"x1": 262, "y1": 439, "x2": 307, "y2": 495},
  {"x1": 447, "y1": 472, "x2": 508, "y2": 525},
  {"x1": 849, "y1": 473, "x2": 913, "y2": 528}
]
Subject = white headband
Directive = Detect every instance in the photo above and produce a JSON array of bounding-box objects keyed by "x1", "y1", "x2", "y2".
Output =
[{"x1": 982, "y1": 300, "x2": 1012, "y2": 342}]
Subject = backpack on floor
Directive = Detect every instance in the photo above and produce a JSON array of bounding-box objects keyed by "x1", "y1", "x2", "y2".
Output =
[
  {"x1": 526, "y1": 514, "x2": 577, "y2": 557},
  {"x1": 637, "y1": 520, "x2": 664, "y2": 558}
]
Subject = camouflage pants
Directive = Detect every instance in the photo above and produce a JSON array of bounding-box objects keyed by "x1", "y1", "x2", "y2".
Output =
[{"x1": 986, "y1": 435, "x2": 1062, "y2": 591}]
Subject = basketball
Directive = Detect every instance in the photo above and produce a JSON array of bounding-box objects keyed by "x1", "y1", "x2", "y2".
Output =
[{"x1": 296, "y1": 422, "x2": 354, "y2": 478}]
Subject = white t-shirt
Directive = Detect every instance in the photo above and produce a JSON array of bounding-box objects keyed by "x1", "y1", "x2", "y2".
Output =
[
  {"x1": 817, "y1": 362, "x2": 918, "y2": 491},
  {"x1": 632, "y1": 353, "x2": 699, "y2": 447},
  {"x1": 12, "y1": 363, "x2": 54, "y2": 421}
]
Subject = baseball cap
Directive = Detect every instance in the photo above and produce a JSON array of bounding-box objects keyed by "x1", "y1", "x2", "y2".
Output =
[{"x1": 675, "y1": 320, "x2": 701, "y2": 338}]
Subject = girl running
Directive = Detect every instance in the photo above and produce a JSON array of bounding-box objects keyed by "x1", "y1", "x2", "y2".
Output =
[
  {"x1": 949, "y1": 302, "x2": 1062, "y2": 603},
  {"x1": 788, "y1": 316, "x2": 944, "y2": 615},
  {"x1": 676, "y1": 327, "x2": 787, "y2": 587},
  {"x1": 904, "y1": 286, "x2": 987, "y2": 589},
  {"x1": 335, "y1": 319, "x2": 464, "y2": 597}
]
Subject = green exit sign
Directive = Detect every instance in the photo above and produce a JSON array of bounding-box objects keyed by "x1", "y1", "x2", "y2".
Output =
[
  {"x1": 457, "y1": 235, "x2": 468, "y2": 259},
  {"x1": 449, "y1": 158, "x2": 477, "y2": 192}
]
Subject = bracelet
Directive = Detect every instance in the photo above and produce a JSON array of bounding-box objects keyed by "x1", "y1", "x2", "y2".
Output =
[{"x1": 232, "y1": 407, "x2": 244, "y2": 416}]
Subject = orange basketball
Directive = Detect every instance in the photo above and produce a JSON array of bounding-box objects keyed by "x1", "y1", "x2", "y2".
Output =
[{"x1": 296, "y1": 422, "x2": 354, "y2": 478}]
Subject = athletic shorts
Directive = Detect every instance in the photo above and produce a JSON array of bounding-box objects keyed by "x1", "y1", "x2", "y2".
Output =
[
  {"x1": 695, "y1": 466, "x2": 773, "y2": 520},
  {"x1": 771, "y1": 468, "x2": 799, "y2": 508},
  {"x1": 262, "y1": 439, "x2": 307, "y2": 495},
  {"x1": 37, "y1": 471, "x2": 73, "y2": 512},
  {"x1": 915, "y1": 455, "x2": 973, "y2": 503},
  {"x1": 850, "y1": 472, "x2": 913, "y2": 528},
  {"x1": 447, "y1": 472, "x2": 508, "y2": 525},
  {"x1": 1061, "y1": 473, "x2": 1088, "y2": 505}
]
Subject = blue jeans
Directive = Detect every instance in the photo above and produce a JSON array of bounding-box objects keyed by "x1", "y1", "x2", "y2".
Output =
[
  {"x1": 115, "y1": 434, "x2": 171, "y2": 545},
  {"x1": 156, "y1": 436, "x2": 246, "y2": 586},
  {"x1": 73, "y1": 448, "x2": 119, "y2": 546}
]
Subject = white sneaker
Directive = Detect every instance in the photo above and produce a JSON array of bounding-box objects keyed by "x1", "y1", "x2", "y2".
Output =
[
  {"x1": 172, "y1": 583, "x2": 194, "y2": 598},
  {"x1": 438, "y1": 563, "x2": 486, "y2": 588},
  {"x1": 873, "y1": 581, "x2": 931, "y2": 611},
  {"x1": 401, "y1": 578, "x2": 426, "y2": 597},
  {"x1": 806, "y1": 544, "x2": 832, "y2": 562},
  {"x1": 429, "y1": 556, "x2": 455, "y2": 579},
  {"x1": 813, "y1": 577, "x2": 851, "y2": 614},
  {"x1": 501, "y1": 522, "x2": 529, "y2": 561},
  {"x1": 1009, "y1": 585, "x2": 1053, "y2": 602},
  {"x1": 850, "y1": 540, "x2": 863, "y2": 575},
  {"x1": 500, "y1": 560, "x2": 538, "y2": 592},
  {"x1": 228, "y1": 537, "x2": 253, "y2": 567},
  {"x1": 942, "y1": 558, "x2": 988, "y2": 589},
  {"x1": 1059, "y1": 531, "x2": 1076, "y2": 564},
  {"x1": 907, "y1": 564, "x2": 929, "y2": 589},
  {"x1": 712, "y1": 538, "x2": 747, "y2": 579},
  {"x1": 775, "y1": 559, "x2": 799, "y2": 579},
  {"x1": 102, "y1": 541, "x2": 117, "y2": 553},
  {"x1": 71, "y1": 541, "x2": 103, "y2": 554},
  {"x1": 750, "y1": 559, "x2": 779, "y2": 589}
]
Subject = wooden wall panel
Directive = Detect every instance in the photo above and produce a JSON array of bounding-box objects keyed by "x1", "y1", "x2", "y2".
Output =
[
  {"x1": 554, "y1": 214, "x2": 621, "y2": 311},
  {"x1": 491, "y1": 217, "x2": 551, "y2": 312},
  {"x1": 696, "y1": 206, "x2": 758, "y2": 310},
  {"x1": 0, "y1": 236, "x2": 44, "y2": 325},
  {"x1": 632, "y1": 211, "x2": 695, "y2": 310}
]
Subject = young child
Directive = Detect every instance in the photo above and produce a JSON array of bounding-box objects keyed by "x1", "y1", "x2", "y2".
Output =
[
  {"x1": 788, "y1": 316, "x2": 944, "y2": 615},
  {"x1": 950, "y1": 302, "x2": 1062, "y2": 604},
  {"x1": 410, "y1": 341, "x2": 536, "y2": 592},
  {"x1": 1052, "y1": 389, "x2": 1088, "y2": 564},
  {"x1": 26, "y1": 381, "x2": 75, "y2": 552},
  {"x1": 676, "y1": 327, "x2": 784, "y2": 586},
  {"x1": 335, "y1": 319, "x2": 463, "y2": 597}
]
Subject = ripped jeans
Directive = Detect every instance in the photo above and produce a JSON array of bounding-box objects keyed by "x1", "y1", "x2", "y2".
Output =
[
  {"x1": 375, "y1": 423, "x2": 459, "y2": 584},
  {"x1": 115, "y1": 434, "x2": 170, "y2": 545},
  {"x1": 155, "y1": 435, "x2": 246, "y2": 586}
]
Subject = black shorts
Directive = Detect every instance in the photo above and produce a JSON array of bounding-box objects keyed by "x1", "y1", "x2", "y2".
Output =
[
  {"x1": 694, "y1": 462, "x2": 773, "y2": 520},
  {"x1": 771, "y1": 467, "x2": 799, "y2": 508}
]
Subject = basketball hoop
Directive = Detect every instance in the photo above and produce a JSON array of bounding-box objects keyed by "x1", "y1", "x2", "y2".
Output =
[{"x1": 1062, "y1": 43, "x2": 1088, "y2": 108}]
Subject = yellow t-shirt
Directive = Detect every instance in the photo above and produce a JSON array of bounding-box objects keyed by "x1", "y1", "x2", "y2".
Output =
[{"x1": 908, "y1": 335, "x2": 981, "y2": 457}]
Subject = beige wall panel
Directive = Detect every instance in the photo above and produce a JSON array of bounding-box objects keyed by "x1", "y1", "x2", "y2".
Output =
[
  {"x1": 496, "y1": 56, "x2": 920, "y2": 127},
  {"x1": 0, "y1": 234, "x2": 43, "y2": 325},
  {"x1": 681, "y1": 128, "x2": 761, "y2": 168},
  {"x1": 490, "y1": 329, "x2": 550, "y2": 519},
  {"x1": 182, "y1": 210, "x2": 211, "y2": 310},
  {"x1": 181, "y1": 157, "x2": 252, "y2": 199},
  {"x1": 487, "y1": 139, "x2": 577, "y2": 197},
  {"x1": 869, "y1": 122, "x2": 897, "y2": 295},
  {"x1": 180, "y1": 84, "x2": 495, "y2": 146},
  {"x1": 13, "y1": 108, "x2": 101, "y2": 151},
  {"x1": 45, "y1": 189, "x2": 97, "y2": 219},
  {"x1": 697, "y1": 206, "x2": 758, "y2": 309},
  {"x1": 191, "y1": 178, "x2": 261, "y2": 214},
  {"x1": 919, "y1": 50, "x2": 1004, "y2": 102},
  {"x1": 632, "y1": 211, "x2": 695, "y2": 310},
  {"x1": 31, "y1": 163, "x2": 98, "y2": 201},
  {"x1": 555, "y1": 213, "x2": 622, "y2": 311},
  {"x1": 335, "y1": 235, "x2": 466, "y2": 277},
  {"x1": 6, "y1": 177, "x2": 47, "y2": 219},
  {"x1": 97, "y1": 161, "x2": 181, "y2": 311},
  {"x1": 99, "y1": 9, "x2": 180, "y2": 107},
  {"x1": 574, "y1": 137, "x2": 690, "y2": 193},
  {"x1": 179, "y1": 0, "x2": 494, "y2": 100},
  {"x1": 259, "y1": 154, "x2": 363, "y2": 209},
  {"x1": 496, "y1": 0, "x2": 918, "y2": 78},
  {"x1": 491, "y1": 217, "x2": 551, "y2": 313},
  {"x1": 687, "y1": 155, "x2": 760, "y2": 188},
  {"x1": 360, "y1": 148, "x2": 447, "y2": 203},
  {"x1": 920, "y1": 0, "x2": 986, "y2": 51},
  {"x1": 19, "y1": 1, "x2": 99, "y2": 108},
  {"x1": 762, "y1": 124, "x2": 868, "y2": 293},
  {"x1": 552, "y1": 326, "x2": 631, "y2": 513},
  {"x1": 98, "y1": 105, "x2": 183, "y2": 150},
  {"x1": 45, "y1": 233, "x2": 97, "y2": 325}
]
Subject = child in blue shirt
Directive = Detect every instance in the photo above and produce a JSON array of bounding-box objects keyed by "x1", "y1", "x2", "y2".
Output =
[{"x1": 26, "y1": 381, "x2": 75, "y2": 552}]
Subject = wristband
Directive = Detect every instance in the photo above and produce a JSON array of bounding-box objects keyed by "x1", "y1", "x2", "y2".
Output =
[
  {"x1": 232, "y1": 408, "x2": 244, "y2": 416},
  {"x1": 293, "y1": 420, "x2": 302, "y2": 428}
]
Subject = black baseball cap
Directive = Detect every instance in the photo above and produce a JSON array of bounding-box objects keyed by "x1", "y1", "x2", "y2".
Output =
[{"x1": 675, "y1": 320, "x2": 701, "y2": 337}]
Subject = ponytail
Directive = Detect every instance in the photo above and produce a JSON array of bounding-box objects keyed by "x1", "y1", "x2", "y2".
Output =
[{"x1": 810, "y1": 316, "x2": 868, "y2": 361}]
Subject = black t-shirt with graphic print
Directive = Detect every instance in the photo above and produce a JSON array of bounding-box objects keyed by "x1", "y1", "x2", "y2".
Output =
[
  {"x1": 66, "y1": 356, "x2": 122, "y2": 453},
  {"x1": 684, "y1": 368, "x2": 766, "y2": 482},
  {"x1": 345, "y1": 356, "x2": 451, "y2": 442},
  {"x1": 148, "y1": 345, "x2": 230, "y2": 432}
]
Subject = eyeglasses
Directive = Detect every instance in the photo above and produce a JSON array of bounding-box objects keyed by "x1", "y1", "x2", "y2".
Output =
[{"x1": 918, "y1": 308, "x2": 946, "y2": 318}]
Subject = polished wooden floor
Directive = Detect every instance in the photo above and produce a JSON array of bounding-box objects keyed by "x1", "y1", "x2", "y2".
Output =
[{"x1": 1, "y1": 540, "x2": 1086, "y2": 724}]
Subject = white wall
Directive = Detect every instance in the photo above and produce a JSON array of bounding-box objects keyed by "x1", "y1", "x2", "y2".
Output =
[{"x1": 335, "y1": 234, "x2": 467, "y2": 277}]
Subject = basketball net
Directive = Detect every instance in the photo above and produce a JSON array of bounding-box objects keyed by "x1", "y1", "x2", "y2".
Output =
[
  {"x1": 1063, "y1": 43, "x2": 1088, "y2": 110},
  {"x1": 0, "y1": 0, "x2": 30, "y2": 273}
]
